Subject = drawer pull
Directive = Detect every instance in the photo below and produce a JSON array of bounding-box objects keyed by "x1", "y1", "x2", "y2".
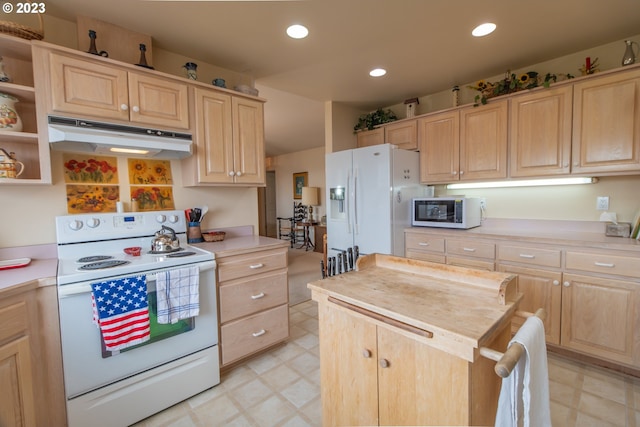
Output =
[
  {"x1": 463, "y1": 247, "x2": 476, "y2": 252},
  {"x1": 594, "y1": 262, "x2": 615, "y2": 268},
  {"x1": 519, "y1": 254, "x2": 535, "y2": 259},
  {"x1": 418, "y1": 242, "x2": 429, "y2": 246},
  {"x1": 363, "y1": 349, "x2": 372, "y2": 358},
  {"x1": 249, "y1": 263, "x2": 264, "y2": 269},
  {"x1": 252, "y1": 329, "x2": 266, "y2": 337},
  {"x1": 379, "y1": 359, "x2": 390, "y2": 368},
  {"x1": 251, "y1": 292, "x2": 265, "y2": 300}
]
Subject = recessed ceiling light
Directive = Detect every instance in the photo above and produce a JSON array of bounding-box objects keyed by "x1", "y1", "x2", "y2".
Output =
[
  {"x1": 286, "y1": 24, "x2": 308, "y2": 39},
  {"x1": 369, "y1": 68, "x2": 387, "y2": 77},
  {"x1": 472, "y1": 22, "x2": 496, "y2": 37}
]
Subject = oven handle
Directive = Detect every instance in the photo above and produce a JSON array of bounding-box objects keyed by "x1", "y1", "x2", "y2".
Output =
[{"x1": 58, "y1": 260, "x2": 216, "y2": 298}]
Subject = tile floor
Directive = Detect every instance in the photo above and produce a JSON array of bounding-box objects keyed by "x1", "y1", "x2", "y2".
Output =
[{"x1": 135, "y1": 300, "x2": 640, "y2": 427}]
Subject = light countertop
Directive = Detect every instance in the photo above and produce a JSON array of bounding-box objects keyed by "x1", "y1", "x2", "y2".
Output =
[
  {"x1": 407, "y1": 218, "x2": 640, "y2": 253},
  {"x1": 0, "y1": 244, "x2": 58, "y2": 296}
]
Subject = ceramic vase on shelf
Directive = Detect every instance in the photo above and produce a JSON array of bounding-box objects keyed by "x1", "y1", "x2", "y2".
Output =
[
  {"x1": 0, "y1": 93, "x2": 22, "y2": 132},
  {"x1": 183, "y1": 62, "x2": 198, "y2": 80},
  {"x1": 0, "y1": 57, "x2": 10, "y2": 82},
  {"x1": 622, "y1": 40, "x2": 638, "y2": 66}
]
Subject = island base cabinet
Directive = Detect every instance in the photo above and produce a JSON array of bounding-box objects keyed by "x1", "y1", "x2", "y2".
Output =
[{"x1": 317, "y1": 297, "x2": 506, "y2": 426}]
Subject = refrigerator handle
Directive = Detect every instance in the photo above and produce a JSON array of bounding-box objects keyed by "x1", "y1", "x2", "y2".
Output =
[
  {"x1": 346, "y1": 170, "x2": 352, "y2": 234},
  {"x1": 353, "y1": 167, "x2": 359, "y2": 234}
]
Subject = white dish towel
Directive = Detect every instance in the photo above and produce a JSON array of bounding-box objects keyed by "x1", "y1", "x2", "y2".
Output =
[
  {"x1": 156, "y1": 266, "x2": 200, "y2": 324},
  {"x1": 495, "y1": 315, "x2": 552, "y2": 427}
]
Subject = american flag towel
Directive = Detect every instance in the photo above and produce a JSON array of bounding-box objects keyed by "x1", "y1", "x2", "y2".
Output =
[
  {"x1": 91, "y1": 275, "x2": 150, "y2": 351},
  {"x1": 156, "y1": 266, "x2": 200, "y2": 324}
]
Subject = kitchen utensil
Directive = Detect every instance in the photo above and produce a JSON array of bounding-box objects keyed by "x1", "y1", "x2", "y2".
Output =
[
  {"x1": 193, "y1": 208, "x2": 202, "y2": 222},
  {"x1": 320, "y1": 260, "x2": 326, "y2": 279},
  {"x1": 0, "y1": 257, "x2": 31, "y2": 270},
  {"x1": 342, "y1": 251, "x2": 349, "y2": 272},
  {"x1": 150, "y1": 225, "x2": 181, "y2": 253},
  {"x1": 347, "y1": 248, "x2": 353, "y2": 270},
  {"x1": 123, "y1": 246, "x2": 141, "y2": 256},
  {"x1": 199, "y1": 205, "x2": 209, "y2": 221},
  {"x1": 354, "y1": 246, "x2": 359, "y2": 262}
]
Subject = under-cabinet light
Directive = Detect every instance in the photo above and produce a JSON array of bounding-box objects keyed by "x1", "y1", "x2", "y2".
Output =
[
  {"x1": 446, "y1": 177, "x2": 598, "y2": 189},
  {"x1": 109, "y1": 147, "x2": 150, "y2": 155}
]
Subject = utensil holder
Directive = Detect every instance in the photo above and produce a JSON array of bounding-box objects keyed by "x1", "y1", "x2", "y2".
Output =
[{"x1": 187, "y1": 222, "x2": 203, "y2": 243}]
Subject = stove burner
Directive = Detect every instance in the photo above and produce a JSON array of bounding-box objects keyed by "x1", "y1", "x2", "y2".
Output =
[
  {"x1": 78, "y1": 260, "x2": 131, "y2": 270},
  {"x1": 165, "y1": 251, "x2": 196, "y2": 258},
  {"x1": 78, "y1": 255, "x2": 114, "y2": 263},
  {"x1": 148, "y1": 247, "x2": 183, "y2": 255}
]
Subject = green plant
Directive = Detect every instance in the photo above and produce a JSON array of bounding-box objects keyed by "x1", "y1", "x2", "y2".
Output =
[
  {"x1": 469, "y1": 70, "x2": 574, "y2": 106},
  {"x1": 354, "y1": 108, "x2": 398, "y2": 132}
]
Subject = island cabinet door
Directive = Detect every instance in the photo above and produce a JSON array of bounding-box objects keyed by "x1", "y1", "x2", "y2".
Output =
[
  {"x1": 376, "y1": 326, "x2": 470, "y2": 427},
  {"x1": 318, "y1": 303, "x2": 378, "y2": 427}
]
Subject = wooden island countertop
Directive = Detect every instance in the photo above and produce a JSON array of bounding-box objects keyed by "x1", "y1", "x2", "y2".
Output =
[{"x1": 308, "y1": 253, "x2": 521, "y2": 362}]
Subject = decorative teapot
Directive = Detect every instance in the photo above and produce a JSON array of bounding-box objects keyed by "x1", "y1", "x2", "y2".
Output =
[
  {"x1": 150, "y1": 225, "x2": 181, "y2": 253},
  {"x1": 0, "y1": 148, "x2": 24, "y2": 179}
]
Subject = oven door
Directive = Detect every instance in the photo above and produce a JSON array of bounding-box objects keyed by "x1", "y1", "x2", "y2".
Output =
[{"x1": 57, "y1": 260, "x2": 217, "y2": 399}]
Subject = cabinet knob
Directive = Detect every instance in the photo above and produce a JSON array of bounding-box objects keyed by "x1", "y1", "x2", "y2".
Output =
[
  {"x1": 452, "y1": 171, "x2": 457, "y2": 175},
  {"x1": 379, "y1": 359, "x2": 390, "y2": 368},
  {"x1": 563, "y1": 281, "x2": 570, "y2": 287},
  {"x1": 228, "y1": 171, "x2": 235, "y2": 177},
  {"x1": 552, "y1": 280, "x2": 560, "y2": 286},
  {"x1": 120, "y1": 104, "x2": 129, "y2": 111},
  {"x1": 132, "y1": 105, "x2": 140, "y2": 113},
  {"x1": 459, "y1": 171, "x2": 464, "y2": 175},
  {"x1": 362, "y1": 349, "x2": 372, "y2": 358},
  {"x1": 236, "y1": 171, "x2": 242, "y2": 177}
]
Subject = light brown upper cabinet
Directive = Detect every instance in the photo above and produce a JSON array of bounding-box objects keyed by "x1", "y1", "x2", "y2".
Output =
[
  {"x1": 183, "y1": 87, "x2": 265, "y2": 186},
  {"x1": 42, "y1": 48, "x2": 189, "y2": 130},
  {"x1": 509, "y1": 86, "x2": 573, "y2": 177},
  {"x1": 385, "y1": 119, "x2": 417, "y2": 150},
  {"x1": 419, "y1": 100, "x2": 507, "y2": 184},
  {"x1": 356, "y1": 128, "x2": 384, "y2": 148},
  {"x1": 572, "y1": 68, "x2": 640, "y2": 175}
]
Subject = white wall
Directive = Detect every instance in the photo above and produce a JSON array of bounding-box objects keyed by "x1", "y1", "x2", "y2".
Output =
[{"x1": 271, "y1": 146, "x2": 326, "y2": 222}]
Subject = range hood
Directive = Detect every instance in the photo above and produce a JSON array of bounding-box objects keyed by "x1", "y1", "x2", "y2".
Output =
[{"x1": 47, "y1": 116, "x2": 193, "y2": 159}]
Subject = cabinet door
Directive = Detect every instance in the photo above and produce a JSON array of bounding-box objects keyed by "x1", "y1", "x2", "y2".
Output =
[
  {"x1": 459, "y1": 100, "x2": 508, "y2": 181},
  {"x1": 232, "y1": 97, "x2": 265, "y2": 185},
  {"x1": 385, "y1": 120, "x2": 417, "y2": 150},
  {"x1": 0, "y1": 336, "x2": 36, "y2": 427},
  {"x1": 561, "y1": 273, "x2": 637, "y2": 365},
  {"x1": 356, "y1": 128, "x2": 384, "y2": 147},
  {"x1": 377, "y1": 326, "x2": 469, "y2": 426},
  {"x1": 509, "y1": 86, "x2": 572, "y2": 177},
  {"x1": 193, "y1": 88, "x2": 234, "y2": 184},
  {"x1": 318, "y1": 303, "x2": 378, "y2": 427},
  {"x1": 128, "y1": 73, "x2": 189, "y2": 130},
  {"x1": 498, "y1": 265, "x2": 562, "y2": 344},
  {"x1": 572, "y1": 69, "x2": 640, "y2": 174},
  {"x1": 49, "y1": 52, "x2": 129, "y2": 121},
  {"x1": 418, "y1": 110, "x2": 459, "y2": 183}
]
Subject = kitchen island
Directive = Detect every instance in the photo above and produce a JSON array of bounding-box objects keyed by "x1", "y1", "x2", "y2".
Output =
[{"x1": 308, "y1": 253, "x2": 521, "y2": 427}]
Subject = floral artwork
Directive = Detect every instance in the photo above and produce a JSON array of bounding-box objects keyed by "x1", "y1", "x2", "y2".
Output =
[
  {"x1": 67, "y1": 185, "x2": 119, "y2": 213},
  {"x1": 63, "y1": 154, "x2": 118, "y2": 184},
  {"x1": 128, "y1": 159, "x2": 173, "y2": 185},
  {"x1": 131, "y1": 186, "x2": 175, "y2": 211}
]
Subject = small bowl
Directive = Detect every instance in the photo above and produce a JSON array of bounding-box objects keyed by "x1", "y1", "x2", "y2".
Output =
[
  {"x1": 202, "y1": 231, "x2": 225, "y2": 242},
  {"x1": 124, "y1": 246, "x2": 142, "y2": 256}
]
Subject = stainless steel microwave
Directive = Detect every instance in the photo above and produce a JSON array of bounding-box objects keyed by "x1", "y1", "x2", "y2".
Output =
[{"x1": 411, "y1": 197, "x2": 481, "y2": 229}]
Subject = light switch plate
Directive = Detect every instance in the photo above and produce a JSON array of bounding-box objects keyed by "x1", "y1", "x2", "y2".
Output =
[{"x1": 596, "y1": 196, "x2": 609, "y2": 211}]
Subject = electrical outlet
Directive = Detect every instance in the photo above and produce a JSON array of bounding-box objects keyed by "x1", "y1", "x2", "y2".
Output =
[
  {"x1": 480, "y1": 198, "x2": 487, "y2": 211},
  {"x1": 596, "y1": 196, "x2": 609, "y2": 211}
]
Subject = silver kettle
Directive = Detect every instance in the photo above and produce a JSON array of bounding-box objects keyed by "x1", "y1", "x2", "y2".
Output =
[{"x1": 150, "y1": 225, "x2": 180, "y2": 253}]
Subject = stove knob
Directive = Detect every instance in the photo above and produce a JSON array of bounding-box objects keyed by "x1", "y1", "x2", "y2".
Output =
[
  {"x1": 86, "y1": 218, "x2": 100, "y2": 228},
  {"x1": 69, "y1": 220, "x2": 83, "y2": 231},
  {"x1": 168, "y1": 215, "x2": 179, "y2": 223},
  {"x1": 156, "y1": 214, "x2": 167, "y2": 223}
]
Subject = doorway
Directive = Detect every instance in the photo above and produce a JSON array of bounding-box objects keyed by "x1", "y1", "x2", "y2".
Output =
[{"x1": 258, "y1": 171, "x2": 277, "y2": 237}]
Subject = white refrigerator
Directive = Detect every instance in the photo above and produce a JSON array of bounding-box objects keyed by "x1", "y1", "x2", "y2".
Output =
[{"x1": 325, "y1": 144, "x2": 422, "y2": 262}]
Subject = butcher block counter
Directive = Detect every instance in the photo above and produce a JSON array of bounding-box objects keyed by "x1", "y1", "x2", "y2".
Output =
[{"x1": 308, "y1": 253, "x2": 521, "y2": 427}]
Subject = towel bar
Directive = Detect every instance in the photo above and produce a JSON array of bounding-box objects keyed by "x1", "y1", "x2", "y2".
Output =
[{"x1": 479, "y1": 308, "x2": 546, "y2": 378}]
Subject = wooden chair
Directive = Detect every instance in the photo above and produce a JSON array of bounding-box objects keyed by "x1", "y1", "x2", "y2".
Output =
[{"x1": 277, "y1": 202, "x2": 307, "y2": 248}]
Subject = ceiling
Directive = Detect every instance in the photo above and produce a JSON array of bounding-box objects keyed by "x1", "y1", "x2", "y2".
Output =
[{"x1": 44, "y1": 0, "x2": 640, "y2": 156}]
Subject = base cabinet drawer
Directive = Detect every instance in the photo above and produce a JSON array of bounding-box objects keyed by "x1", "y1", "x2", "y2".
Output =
[
  {"x1": 405, "y1": 234, "x2": 445, "y2": 254},
  {"x1": 446, "y1": 239, "x2": 495, "y2": 260},
  {"x1": 221, "y1": 304, "x2": 289, "y2": 365},
  {"x1": 219, "y1": 271, "x2": 288, "y2": 323},
  {"x1": 498, "y1": 245, "x2": 561, "y2": 268},
  {"x1": 217, "y1": 248, "x2": 287, "y2": 282},
  {"x1": 565, "y1": 251, "x2": 640, "y2": 278}
]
